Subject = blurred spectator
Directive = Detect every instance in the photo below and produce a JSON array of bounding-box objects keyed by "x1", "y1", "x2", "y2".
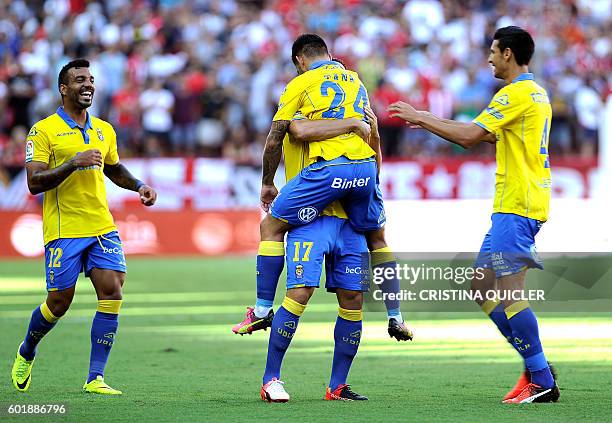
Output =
[
  {"x1": 574, "y1": 78, "x2": 604, "y2": 157},
  {"x1": 0, "y1": 126, "x2": 26, "y2": 184},
  {"x1": 0, "y1": 0, "x2": 609, "y2": 181},
  {"x1": 139, "y1": 78, "x2": 174, "y2": 154}
]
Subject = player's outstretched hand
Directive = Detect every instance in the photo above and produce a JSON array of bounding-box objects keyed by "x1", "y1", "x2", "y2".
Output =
[
  {"x1": 138, "y1": 185, "x2": 157, "y2": 206},
  {"x1": 260, "y1": 184, "x2": 278, "y2": 212},
  {"x1": 387, "y1": 101, "x2": 420, "y2": 124},
  {"x1": 73, "y1": 149, "x2": 103, "y2": 168}
]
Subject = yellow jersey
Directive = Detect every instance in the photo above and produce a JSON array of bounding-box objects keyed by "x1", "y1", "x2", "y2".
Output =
[
  {"x1": 273, "y1": 60, "x2": 375, "y2": 162},
  {"x1": 26, "y1": 107, "x2": 119, "y2": 244},
  {"x1": 473, "y1": 73, "x2": 552, "y2": 222},
  {"x1": 283, "y1": 113, "x2": 347, "y2": 219}
]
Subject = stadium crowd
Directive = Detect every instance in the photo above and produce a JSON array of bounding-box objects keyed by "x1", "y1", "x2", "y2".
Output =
[{"x1": 0, "y1": 0, "x2": 610, "y2": 184}]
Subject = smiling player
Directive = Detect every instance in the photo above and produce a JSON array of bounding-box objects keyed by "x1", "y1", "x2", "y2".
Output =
[
  {"x1": 11, "y1": 59, "x2": 157, "y2": 395},
  {"x1": 388, "y1": 26, "x2": 559, "y2": 404}
]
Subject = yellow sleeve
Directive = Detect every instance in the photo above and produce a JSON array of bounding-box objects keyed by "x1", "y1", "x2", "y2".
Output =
[
  {"x1": 273, "y1": 77, "x2": 306, "y2": 122},
  {"x1": 25, "y1": 124, "x2": 51, "y2": 164},
  {"x1": 104, "y1": 124, "x2": 120, "y2": 165},
  {"x1": 473, "y1": 87, "x2": 529, "y2": 133}
]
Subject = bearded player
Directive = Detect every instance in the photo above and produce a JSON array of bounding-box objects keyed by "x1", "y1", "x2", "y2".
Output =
[
  {"x1": 388, "y1": 26, "x2": 559, "y2": 403},
  {"x1": 11, "y1": 59, "x2": 157, "y2": 395}
]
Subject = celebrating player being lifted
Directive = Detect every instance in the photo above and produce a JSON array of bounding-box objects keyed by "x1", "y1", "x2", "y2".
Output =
[
  {"x1": 259, "y1": 107, "x2": 382, "y2": 403},
  {"x1": 232, "y1": 34, "x2": 412, "y2": 341},
  {"x1": 11, "y1": 59, "x2": 157, "y2": 395},
  {"x1": 388, "y1": 26, "x2": 559, "y2": 404}
]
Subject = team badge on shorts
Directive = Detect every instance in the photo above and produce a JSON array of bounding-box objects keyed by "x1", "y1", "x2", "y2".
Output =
[
  {"x1": 295, "y1": 264, "x2": 304, "y2": 279},
  {"x1": 298, "y1": 206, "x2": 317, "y2": 223},
  {"x1": 49, "y1": 270, "x2": 55, "y2": 285},
  {"x1": 96, "y1": 128, "x2": 104, "y2": 141}
]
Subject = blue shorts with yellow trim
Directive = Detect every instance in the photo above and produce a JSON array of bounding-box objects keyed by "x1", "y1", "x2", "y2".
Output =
[
  {"x1": 474, "y1": 213, "x2": 544, "y2": 278},
  {"x1": 44, "y1": 231, "x2": 126, "y2": 292},
  {"x1": 286, "y1": 216, "x2": 369, "y2": 292},
  {"x1": 270, "y1": 156, "x2": 385, "y2": 232}
]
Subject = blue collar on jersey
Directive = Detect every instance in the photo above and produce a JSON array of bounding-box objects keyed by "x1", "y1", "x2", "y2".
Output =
[
  {"x1": 56, "y1": 106, "x2": 93, "y2": 144},
  {"x1": 512, "y1": 73, "x2": 534, "y2": 83},
  {"x1": 309, "y1": 60, "x2": 344, "y2": 70},
  {"x1": 56, "y1": 106, "x2": 92, "y2": 131}
]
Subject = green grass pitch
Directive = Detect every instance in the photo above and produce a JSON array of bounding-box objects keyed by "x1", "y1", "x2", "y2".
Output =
[{"x1": 0, "y1": 257, "x2": 611, "y2": 422}]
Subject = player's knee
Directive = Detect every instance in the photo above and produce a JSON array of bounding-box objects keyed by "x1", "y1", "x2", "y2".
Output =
[
  {"x1": 337, "y1": 289, "x2": 363, "y2": 310},
  {"x1": 286, "y1": 287, "x2": 314, "y2": 305},
  {"x1": 46, "y1": 291, "x2": 74, "y2": 317},
  {"x1": 260, "y1": 215, "x2": 289, "y2": 241},
  {"x1": 98, "y1": 277, "x2": 124, "y2": 300},
  {"x1": 366, "y1": 228, "x2": 387, "y2": 251}
]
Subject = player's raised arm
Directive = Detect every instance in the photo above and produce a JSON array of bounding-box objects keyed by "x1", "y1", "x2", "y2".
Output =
[
  {"x1": 26, "y1": 149, "x2": 102, "y2": 195},
  {"x1": 388, "y1": 101, "x2": 489, "y2": 149},
  {"x1": 288, "y1": 118, "x2": 370, "y2": 144},
  {"x1": 103, "y1": 163, "x2": 157, "y2": 206}
]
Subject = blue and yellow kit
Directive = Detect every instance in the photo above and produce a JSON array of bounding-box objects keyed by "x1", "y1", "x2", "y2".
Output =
[
  {"x1": 473, "y1": 73, "x2": 552, "y2": 277},
  {"x1": 26, "y1": 107, "x2": 126, "y2": 290},
  {"x1": 270, "y1": 60, "x2": 385, "y2": 232},
  {"x1": 280, "y1": 112, "x2": 368, "y2": 292}
]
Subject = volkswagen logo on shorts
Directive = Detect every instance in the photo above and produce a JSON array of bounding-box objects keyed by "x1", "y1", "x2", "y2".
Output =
[{"x1": 298, "y1": 207, "x2": 318, "y2": 223}]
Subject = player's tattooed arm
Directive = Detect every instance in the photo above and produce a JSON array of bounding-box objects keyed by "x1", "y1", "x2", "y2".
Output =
[
  {"x1": 103, "y1": 162, "x2": 142, "y2": 191},
  {"x1": 261, "y1": 120, "x2": 290, "y2": 186},
  {"x1": 388, "y1": 102, "x2": 489, "y2": 149},
  {"x1": 288, "y1": 118, "x2": 370, "y2": 144},
  {"x1": 25, "y1": 149, "x2": 102, "y2": 194},
  {"x1": 104, "y1": 162, "x2": 157, "y2": 206}
]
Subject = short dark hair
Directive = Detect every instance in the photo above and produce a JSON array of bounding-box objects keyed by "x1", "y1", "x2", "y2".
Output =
[
  {"x1": 494, "y1": 26, "x2": 534, "y2": 66},
  {"x1": 58, "y1": 58, "x2": 90, "y2": 90},
  {"x1": 291, "y1": 34, "x2": 328, "y2": 65}
]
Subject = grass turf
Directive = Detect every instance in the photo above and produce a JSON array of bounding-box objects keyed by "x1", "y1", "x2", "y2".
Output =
[{"x1": 0, "y1": 257, "x2": 611, "y2": 422}]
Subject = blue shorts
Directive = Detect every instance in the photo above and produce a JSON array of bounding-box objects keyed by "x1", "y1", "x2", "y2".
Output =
[
  {"x1": 44, "y1": 231, "x2": 126, "y2": 292},
  {"x1": 286, "y1": 216, "x2": 369, "y2": 292},
  {"x1": 474, "y1": 213, "x2": 544, "y2": 278},
  {"x1": 270, "y1": 156, "x2": 385, "y2": 232}
]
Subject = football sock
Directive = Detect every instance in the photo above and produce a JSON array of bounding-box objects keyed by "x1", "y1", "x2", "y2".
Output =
[
  {"x1": 255, "y1": 241, "x2": 285, "y2": 318},
  {"x1": 481, "y1": 300, "x2": 519, "y2": 352},
  {"x1": 263, "y1": 296, "x2": 305, "y2": 384},
  {"x1": 19, "y1": 302, "x2": 60, "y2": 361},
  {"x1": 371, "y1": 247, "x2": 402, "y2": 322},
  {"x1": 329, "y1": 307, "x2": 362, "y2": 391},
  {"x1": 88, "y1": 300, "x2": 122, "y2": 383},
  {"x1": 505, "y1": 300, "x2": 554, "y2": 388}
]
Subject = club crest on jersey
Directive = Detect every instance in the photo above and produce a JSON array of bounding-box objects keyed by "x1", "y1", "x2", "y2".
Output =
[
  {"x1": 493, "y1": 94, "x2": 509, "y2": 106},
  {"x1": 25, "y1": 140, "x2": 34, "y2": 161},
  {"x1": 295, "y1": 264, "x2": 304, "y2": 279},
  {"x1": 28, "y1": 127, "x2": 37, "y2": 137},
  {"x1": 298, "y1": 206, "x2": 317, "y2": 223},
  {"x1": 96, "y1": 128, "x2": 104, "y2": 141}
]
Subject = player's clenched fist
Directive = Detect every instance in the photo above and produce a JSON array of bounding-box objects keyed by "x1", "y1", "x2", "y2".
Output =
[
  {"x1": 260, "y1": 184, "x2": 278, "y2": 212},
  {"x1": 138, "y1": 185, "x2": 157, "y2": 206},
  {"x1": 72, "y1": 149, "x2": 103, "y2": 168}
]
